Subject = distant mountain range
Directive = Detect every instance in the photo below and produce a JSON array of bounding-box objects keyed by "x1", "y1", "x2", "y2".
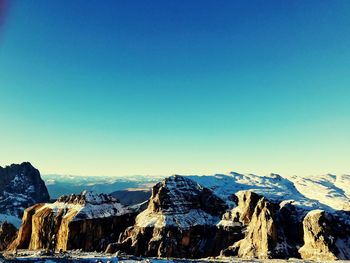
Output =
[
  {"x1": 42, "y1": 174, "x2": 163, "y2": 200},
  {"x1": 2, "y1": 163, "x2": 350, "y2": 261},
  {"x1": 42, "y1": 172, "x2": 350, "y2": 212}
]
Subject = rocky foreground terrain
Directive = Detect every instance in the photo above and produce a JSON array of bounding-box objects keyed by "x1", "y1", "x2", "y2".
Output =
[{"x1": 1, "y1": 162, "x2": 350, "y2": 261}]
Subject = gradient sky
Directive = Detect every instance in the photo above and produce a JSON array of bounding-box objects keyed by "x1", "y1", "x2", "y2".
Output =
[{"x1": 0, "y1": 1, "x2": 349, "y2": 176}]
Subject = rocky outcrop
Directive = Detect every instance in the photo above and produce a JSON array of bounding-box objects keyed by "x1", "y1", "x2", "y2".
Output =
[
  {"x1": 219, "y1": 191, "x2": 306, "y2": 259},
  {"x1": 0, "y1": 221, "x2": 17, "y2": 251},
  {"x1": 233, "y1": 197, "x2": 277, "y2": 259},
  {"x1": 0, "y1": 162, "x2": 50, "y2": 218},
  {"x1": 8, "y1": 203, "x2": 46, "y2": 251},
  {"x1": 9, "y1": 191, "x2": 137, "y2": 252},
  {"x1": 299, "y1": 210, "x2": 350, "y2": 260},
  {"x1": 107, "y1": 175, "x2": 231, "y2": 258}
]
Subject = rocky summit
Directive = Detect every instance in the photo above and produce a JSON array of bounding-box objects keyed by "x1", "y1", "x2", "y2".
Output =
[
  {"x1": 0, "y1": 162, "x2": 50, "y2": 219},
  {"x1": 9, "y1": 191, "x2": 138, "y2": 252},
  {"x1": 106, "y1": 175, "x2": 231, "y2": 258},
  {"x1": 0, "y1": 162, "x2": 50, "y2": 251}
]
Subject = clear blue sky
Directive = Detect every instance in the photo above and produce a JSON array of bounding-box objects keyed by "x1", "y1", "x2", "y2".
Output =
[{"x1": 0, "y1": 0, "x2": 349, "y2": 176}]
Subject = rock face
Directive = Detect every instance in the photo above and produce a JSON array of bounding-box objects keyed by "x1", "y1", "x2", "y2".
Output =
[
  {"x1": 219, "y1": 191, "x2": 306, "y2": 259},
  {"x1": 0, "y1": 162, "x2": 50, "y2": 218},
  {"x1": 106, "y1": 183, "x2": 350, "y2": 261},
  {"x1": 299, "y1": 210, "x2": 350, "y2": 260},
  {"x1": 9, "y1": 191, "x2": 137, "y2": 252},
  {"x1": 0, "y1": 221, "x2": 17, "y2": 251},
  {"x1": 108, "y1": 175, "x2": 230, "y2": 258},
  {"x1": 233, "y1": 197, "x2": 277, "y2": 259}
]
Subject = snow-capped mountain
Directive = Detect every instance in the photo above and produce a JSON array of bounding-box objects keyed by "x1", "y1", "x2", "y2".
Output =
[
  {"x1": 107, "y1": 175, "x2": 350, "y2": 260},
  {"x1": 107, "y1": 175, "x2": 231, "y2": 258},
  {"x1": 188, "y1": 172, "x2": 350, "y2": 212},
  {"x1": 0, "y1": 162, "x2": 50, "y2": 227},
  {"x1": 43, "y1": 171, "x2": 350, "y2": 212}
]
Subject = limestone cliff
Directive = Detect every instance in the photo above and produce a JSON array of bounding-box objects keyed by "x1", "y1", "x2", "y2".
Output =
[
  {"x1": 220, "y1": 191, "x2": 306, "y2": 259},
  {"x1": 299, "y1": 210, "x2": 350, "y2": 260},
  {"x1": 107, "y1": 175, "x2": 232, "y2": 258},
  {"x1": 9, "y1": 191, "x2": 137, "y2": 252},
  {"x1": 234, "y1": 197, "x2": 277, "y2": 259}
]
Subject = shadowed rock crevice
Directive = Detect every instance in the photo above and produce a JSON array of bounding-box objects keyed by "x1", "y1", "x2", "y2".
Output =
[{"x1": 0, "y1": 221, "x2": 17, "y2": 251}]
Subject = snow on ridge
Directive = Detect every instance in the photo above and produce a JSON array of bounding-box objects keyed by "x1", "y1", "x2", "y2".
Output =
[
  {"x1": 186, "y1": 172, "x2": 350, "y2": 212},
  {"x1": 129, "y1": 172, "x2": 350, "y2": 229},
  {"x1": 41, "y1": 191, "x2": 132, "y2": 221},
  {"x1": 134, "y1": 175, "x2": 224, "y2": 229},
  {"x1": 286, "y1": 174, "x2": 350, "y2": 211},
  {"x1": 136, "y1": 209, "x2": 220, "y2": 229}
]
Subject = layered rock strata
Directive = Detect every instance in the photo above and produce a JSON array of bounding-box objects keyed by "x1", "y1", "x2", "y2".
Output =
[
  {"x1": 9, "y1": 191, "x2": 137, "y2": 252},
  {"x1": 107, "y1": 175, "x2": 234, "y2": 258}
]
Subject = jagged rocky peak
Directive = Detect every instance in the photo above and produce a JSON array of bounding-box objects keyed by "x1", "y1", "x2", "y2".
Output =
[
  {"x1": 234, "y1": 190, "x2": 263, "y2": 224},
  {"x1": 138, "y1": 175, "x2": 228, "y2": 228},
  {"x1": 219, "y1": 190, "x2": 263, "y2": 228},
  {"x1": 9, "y1": 191, "x2": 138, "y2": 252},
  {"x1": 57, "y1": 190, "x2": 119, "y2": 206},
  {"x1": 149, "y1": 174, "x2": 227, "y2": 215},
  {"x1": 220, "y1": 190, "x2": 305, "y2": 259},
  {"x1": 219, "y1": 190, "x2": 350, "y2": 260},
  {"x1": 42, "y1": 190, "x2": 132, "y2": 221},
  {"x1": 233, "y1": 196, "x2": 278, "y2": 259},
  {"x1": 109, "y1": 175, "x2": 230, "y2": 258},
  {"x1": 0, "y1": 162, "x2": 50, "y2": 219},
  {"x1": 299, "y1": 209, "x2": 350, "y2": 260}
]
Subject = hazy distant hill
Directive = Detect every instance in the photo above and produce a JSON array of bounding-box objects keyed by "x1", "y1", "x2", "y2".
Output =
[
  {"x1": 110, "y1": 189, "x2": 151, "y2": 205},
  {"x1": 42, "y1": 174, "x2": 163, "y2": 199}
]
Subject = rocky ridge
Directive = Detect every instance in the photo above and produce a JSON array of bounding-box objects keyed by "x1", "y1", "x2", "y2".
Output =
[
  {"x1": 106, "y1": 175, "x2": 233, "y2": 258},
  {"x1": 9, "y1": 191, "x2": 138, "y2": 252},
  {"x1": 106, "y1": 176, "x2": 350, "y2": 260}
]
